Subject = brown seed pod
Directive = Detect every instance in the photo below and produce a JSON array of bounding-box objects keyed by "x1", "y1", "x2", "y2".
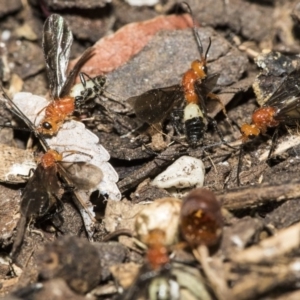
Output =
[{"x1": 180, "y1": 188, "x2": 223, "y2": 247}]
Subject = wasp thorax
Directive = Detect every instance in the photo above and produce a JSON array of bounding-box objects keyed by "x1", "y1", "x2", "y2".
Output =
[
  {"x1": 252, "y1": 106, "x2": 279, "y2": 131},
  {"x1": 40, "y1": 150, "x2": 62, "y2": 168}
]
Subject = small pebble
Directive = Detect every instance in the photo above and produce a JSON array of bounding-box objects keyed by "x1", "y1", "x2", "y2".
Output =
[{"x1": 152, "y1": 156, "x2": 205, "y2": 189}]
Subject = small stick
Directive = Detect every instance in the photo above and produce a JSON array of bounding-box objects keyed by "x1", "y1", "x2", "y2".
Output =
[
  {"x1": 231, "y1": 222, "x2": 300, "y2": 265},
  {"x1": 216, "y1": 179, "x2": 300, "y2": 210}
]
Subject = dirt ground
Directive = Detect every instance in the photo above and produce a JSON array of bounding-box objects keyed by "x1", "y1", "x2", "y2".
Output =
[{"x1": 1, "y1": 0, "x2": 300, "y2": 299}]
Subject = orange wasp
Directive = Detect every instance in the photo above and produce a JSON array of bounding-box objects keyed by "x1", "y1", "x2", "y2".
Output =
[
  {"x1": 0, "y1": 88, "x2": 103, "y2": 260},
  {"x1": 240, "y1": 69, "x2": 300, "y2": 142},
  {"x1": 119, "y1": 189, "x2": 223, "y2": 299},
  {"x1": 129, "y1": 2, "x2": 222, "y2": 147},
  {"x1": 239, "y1": 67, "x2": 300, "y2": 165},
  {"x1": 38, "y1": 14, "x2": 106, "y2": 135},
  {"x1": 236, "y1": 68, "x2": 300, "y2": 185}
]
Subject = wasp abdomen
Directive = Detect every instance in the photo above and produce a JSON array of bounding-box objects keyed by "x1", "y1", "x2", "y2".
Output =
[
  {"x1": 39, "y1": 97, "x2": 75, "y2": 135},
  {"x1": 184, "y1": 103, "x2": 207, "y2": 147},
  {"x1": 70, "y1": 75, "x2": 106, "y2": 108}
]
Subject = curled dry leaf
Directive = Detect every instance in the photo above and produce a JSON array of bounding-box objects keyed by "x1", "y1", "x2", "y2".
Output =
[{"x1": 70, "y1": 14, "x2": 193, "y2": 77}]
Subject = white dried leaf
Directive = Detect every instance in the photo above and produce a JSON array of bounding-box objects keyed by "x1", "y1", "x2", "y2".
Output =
[
  {"x1": 0, "y1": 144, "x2": 36, "y2": 183},
  {"x1": 13, "y1": 92, "x2": 120, "y2": 199},
  {"x1": 47, "y1": 121, "x2": 120, "y2": 200},
  {"x1": 13, "y1": 92, "x2": 48, "y2": 124},
  {"x1": 12, "y1": 92, "x2": 121, "y2": 238}
]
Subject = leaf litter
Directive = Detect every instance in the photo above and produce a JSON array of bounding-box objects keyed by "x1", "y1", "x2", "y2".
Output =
[{"x1": 3, "y1": 1, "x2": 300, "y2": 299}]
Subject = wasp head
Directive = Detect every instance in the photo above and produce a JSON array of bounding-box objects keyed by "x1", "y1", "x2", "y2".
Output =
[
  {"x1": 191, "y1": 59, "x2": 207, "y2": 80},
  {"x1": 240, "y1": 123, "x2": 261, "y2": 142},
  {"x1": 38, "y1": 118, "x2": 60, "y2": 136}
]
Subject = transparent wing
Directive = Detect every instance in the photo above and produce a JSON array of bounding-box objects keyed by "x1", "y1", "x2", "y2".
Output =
[
  {"x1": 194, "y1": 73, "x2": 220, "y2": 115},
  {"x1": 60, "y1": 47, "x2": 95, "y2": 98},
  {"x1": 263, "y1": 70, "x2": 300, "y2": 108},
  {"x1": 273, "y1": 96, "x2": 300, "y2": 123},
  {"x1": 128, "y1": 85, "x2": 183, "y2": 124},
  {"x1": 194, "y1": 81, "x2": 210, "y2": 118},
  {"x1": 57, "y1": 161, "x2": 102, "y2": 239},
  {"x1": 58, "y1": 161, "x2": 103, "y2": 191},
  {"x1": 43, "y1": 14, "x2": 73, "y2": 99},
  {"x1": 203, "y1": 73, "x2": 220, "y2": 92}
]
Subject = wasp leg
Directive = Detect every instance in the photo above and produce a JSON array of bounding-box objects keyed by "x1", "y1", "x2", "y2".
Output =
[
  {"x1": 267, "y1": 127, "x2": 279, "y2": 162},
  {"x1": 237, "y1": 145, "x2": 244, "y2": 186},
  {"x1": 16, "y1": 168, "x2": 35, "y2": 180},
  {"x1": 120, "y1": 123, "x2": 149, "y2": 138},
  {"x1": 208, "y1": 116, "x2": 236, "y2": 150},
  {"x1": 170, "y1": 108, "x2": 184, "y2": 135}
]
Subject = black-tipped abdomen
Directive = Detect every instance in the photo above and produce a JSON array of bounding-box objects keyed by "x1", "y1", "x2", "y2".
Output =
[{"x1": 184, "y1": 103, "x2": 207, "y2": 147}]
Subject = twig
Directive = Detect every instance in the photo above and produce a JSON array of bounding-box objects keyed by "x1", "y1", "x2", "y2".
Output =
[
  {"x1": 193, "y1": 245, "x2": 234, "y2": 300},
  {"x1": 231, "y1": 222, "x2": 300, "y2": 264},
  {"x1": 216, "y1": 179, "x2": 300, "y2": 210}
]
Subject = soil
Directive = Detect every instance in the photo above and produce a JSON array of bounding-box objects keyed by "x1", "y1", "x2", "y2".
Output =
[{"x1": 1, "y1": 0, "x2": 300, "y2": 299}]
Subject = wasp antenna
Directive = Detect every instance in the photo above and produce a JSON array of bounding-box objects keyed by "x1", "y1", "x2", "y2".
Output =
[
  {"x1": 79, "y1": 72, "x2": 87, "y2": 88},
  {"x1": 181, "y1": 2, "x2": 204, "y2": 58},
  {"x1": 204, "y1": 37, "x2": 212, "y2": 61},
  {"x1": 37, "y1": 131, "x2": 51, "y2": 151},
  {"x1": 0, "y1": 85, "x2": 50, "y2": 151}
]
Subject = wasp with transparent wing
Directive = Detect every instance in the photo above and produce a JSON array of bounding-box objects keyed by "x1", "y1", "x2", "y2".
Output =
[
  {"x1": 38, "y1": 14, "x2": 107, "y2": 136},
  {"x1": 240, "y1": 69, "x2": 300, "y2": 142},
  {"x1": 0, "y1": 89, "x2": 104, "y2": 260},
  {"x1": 236, "y1": 68, "x2": 300, "y2": 185},
  {"x1": 128, "y1": 2, "x2": 224, "y2": 148}
]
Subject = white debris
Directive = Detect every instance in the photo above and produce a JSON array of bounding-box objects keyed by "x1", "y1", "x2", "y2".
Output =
[
  {"x1": 152, "y1": 156, "x2": 205, "y2": 189},
  {"x1": 259, "y1": 134, "x2": 300, "y2": 161},
  {"x1": 125, "y1": 0, "x2": 158, "y2": 7},
  {"x1": 135, "y1": 197, "x2": 182, "y2": 246},
  {"x1": 1, "y1": 30, "x2": 11, "y2": 41}
]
